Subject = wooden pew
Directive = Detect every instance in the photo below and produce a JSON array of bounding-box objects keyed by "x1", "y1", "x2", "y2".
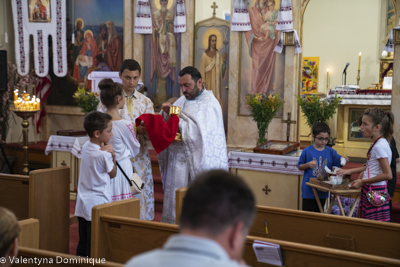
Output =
[
  {"x1": 11, "y1": 247, "x2": 122, "y2": 267},
  {"x1": 0, "y1": 167, "x2": 70, "y2": 253},
  {"x1": 91, "y1": 214, "x2": 400, "y2": 266},
  {"x1": 91, "y1": 198, "x2": 141, "y2": 259},
  {"x1": 175, "y1": 187, "x2": 187, "y2": 223},
  {"x1": 243, "y1": 236, "x2": 400, "y2": 267},
  {"x1": 18, "y1": 219, "x2": 39, "y2": 249},
  {"x1": 175, "y1": 187, "x2": 400, "y2": 259}
]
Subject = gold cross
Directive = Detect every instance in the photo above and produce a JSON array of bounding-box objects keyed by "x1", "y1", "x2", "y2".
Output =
[{"x1": 211, "y1": 2, "x2": 218, "y2": 17}]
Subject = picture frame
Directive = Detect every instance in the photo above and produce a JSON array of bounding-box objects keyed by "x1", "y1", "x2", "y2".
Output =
[
  {"x1": 253, "y1": 140, "x2": 300, "y2": 155},
  {"x1": 348, "y1": 108, "x2": 370, "y2": 142},
  {"x1": 28, "y1": 0, "x2": 52, "y2": 23}
]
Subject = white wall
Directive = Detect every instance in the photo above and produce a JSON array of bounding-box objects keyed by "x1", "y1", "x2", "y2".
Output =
[
  {"x1": 303, "y1": 0, "x2": 382, "y2": 92},
  {"x1": 195, "y1": 0, "x2": 231, "y2": 23}
]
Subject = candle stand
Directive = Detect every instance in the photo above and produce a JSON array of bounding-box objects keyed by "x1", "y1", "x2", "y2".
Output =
[
  {"x1": 356, "y1": 70, "x2": 360, "y2": 86},
  {"x1": 12, "y1": 110, "x2": 38, "y2": 175}
]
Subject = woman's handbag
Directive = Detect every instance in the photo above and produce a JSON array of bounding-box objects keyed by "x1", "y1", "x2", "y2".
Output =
[{"x1": 116, "y1": 161, "x2": 144, "y2": 195}]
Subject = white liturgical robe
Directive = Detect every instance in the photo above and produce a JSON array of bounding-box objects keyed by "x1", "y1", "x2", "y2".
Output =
[{"x1": 158, "y1": 89, "x2": 228, "y2": 224}]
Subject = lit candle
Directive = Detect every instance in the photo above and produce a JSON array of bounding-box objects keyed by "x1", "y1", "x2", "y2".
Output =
[
  {"x1": 327, "y1": 68, "x2": 329, "y2": 90},
  {"x1": 358, "y1": 52, "x2": 361, "y2": 70}
]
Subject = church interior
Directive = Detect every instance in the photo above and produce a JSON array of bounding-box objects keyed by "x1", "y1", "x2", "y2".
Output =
[{"x1": 1, "y1": 0, "x2": 400, "y2": 265}]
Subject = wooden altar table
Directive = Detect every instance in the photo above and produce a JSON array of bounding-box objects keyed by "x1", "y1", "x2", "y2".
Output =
[{"x1": 228, "y1": 149, "x2": 303, "y2": 210}]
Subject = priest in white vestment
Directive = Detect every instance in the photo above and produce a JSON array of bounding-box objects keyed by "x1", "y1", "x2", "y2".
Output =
[{"x1": 159, "y1": 66, "x2": 228, "y2": 224}]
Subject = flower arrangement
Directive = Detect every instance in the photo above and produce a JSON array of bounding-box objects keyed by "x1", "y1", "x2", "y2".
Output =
[
  {"x1": 297, "y1": 94, "x2": 341, "y2": 129},
  {"x1": 330, "y1": 196, "x2": 359, "y2": 217},
  {"x1": 73, "y1": 87, "x2": 100, "y2": 114},
  {"x1": 246, "y1": 93, "x2": 284, "y2": 145}
]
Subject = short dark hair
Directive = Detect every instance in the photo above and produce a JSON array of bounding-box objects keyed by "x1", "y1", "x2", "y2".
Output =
[
  {"x1": 179, "y1": 66, "x2": 202, "y2": 84},
  {"x1": 312, "y1": 122, "x2": 330, "y2": 136},
  {"x1": 100, "y1": 23, "x2": 107, "y2": 31},
  {"x1": 120, "y1": 59, "x2": 141, "y2": 75},
  {"x1": 0, "y1": 207, "x2": 20, "y2": 257},
  {"x1": 83, "y1": 111, "x2": 112, "y2": 138},
  {"x1": 179, "y1": 170, "x2": 256, "y2": 236}
]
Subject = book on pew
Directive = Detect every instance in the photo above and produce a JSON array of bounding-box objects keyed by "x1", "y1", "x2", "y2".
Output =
[{"x1": 252, "y1": 240, "x2": 283, "y2": 266}]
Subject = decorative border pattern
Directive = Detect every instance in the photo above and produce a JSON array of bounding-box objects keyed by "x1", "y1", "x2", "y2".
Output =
[
  {"x1": 56, "y1": 0, "x2": 63, "y2": 74},
  {"x1": 37, "y1": 30, "x2": 44, "y2": 73},
  {"x1": 16, "y1": 0, "x2": 25, "y2": 73}
]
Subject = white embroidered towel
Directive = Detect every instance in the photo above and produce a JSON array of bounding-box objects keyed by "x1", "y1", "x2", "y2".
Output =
[
  {"x1": 383, "y1": 21, "x2": 400, "y2": 53},
  {"x1": 12, "y1": 0, "x2": 67, "y2": 77},
  {"x1": 174, "y1": 0, "x2": 186, "y2": 33},
  {"x1": 276, "y1": 0, "x2": 293, "y2": 31},
  {"x1": 134, "y1": 0, "x2": 153, "y2": 34},
  {"x1": 231, "y1": 0, "x2": 251, "y2": 31},
  {"x1": 274, "y1": 30, "x2": 302, "y2": 54}
]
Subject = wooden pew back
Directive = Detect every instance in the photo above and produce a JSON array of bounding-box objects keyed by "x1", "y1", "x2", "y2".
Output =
[
  {"x1": 0, "y1": 167, "x2": 70, "y2": 253},
  {"x1": 11, "y1": 247, "x2": 123, "y2": 267},
  {"x1": 92, "y1": 213, "x2": 400, "y2": 266},
  {"x1": 175, "y1": 187, "x2": 400, "y2": 259},
  {"x1": 91, "y1": 198, "x2": 141, "y2": 259},
  {"x1": 0, "y1": 173, "x2": 30, "y2": 220},
  {"x1": 244, "y1": 236, "x2": 400, "y2": 267},
  {"x1": 175, "y1": 187, "x2": 187, "y2": 223},
  {"x1": 18, "y1": 219, "x2": 39, "y2": 249},
  {"x1": 251, "y1": 205, "x2": 400, "y2": 259}
]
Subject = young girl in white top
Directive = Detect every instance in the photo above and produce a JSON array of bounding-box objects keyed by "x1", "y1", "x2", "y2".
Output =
[
  {"x1": 99, "y1": 78, "x2": 141, "y2": 202},
  {"x1": 337, "y1": 108, "x2": 393, "y2": 221}
]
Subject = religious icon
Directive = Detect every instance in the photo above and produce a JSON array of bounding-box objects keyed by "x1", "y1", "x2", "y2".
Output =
[
  {"x1": 28, "y1": 0, "x2": 51, "y2": 23},
  {"x1": 46, "y1": 0, "x2": 124, "y2": 106},
  {"x1": 143, "y1": 0, "x2": 182, "y2": 110},
  {"x1": 301, "y1": 57, "x2": 319, "y2": 94},
  {"x1": 238, "y1": 0, "x2": 285, "y2": 116},
  {"x1": 195, "y1": 23, "x2": 230, "y2": 131}
]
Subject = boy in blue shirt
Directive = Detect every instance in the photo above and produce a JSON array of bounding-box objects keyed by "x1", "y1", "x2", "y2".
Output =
[{"x1": 298, "y1": 122, "x2": 347, "y2": 212}]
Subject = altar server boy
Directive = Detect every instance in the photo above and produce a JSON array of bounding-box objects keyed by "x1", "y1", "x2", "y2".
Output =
[
  {"x1": 75, "y1": 111, "x2": 117, "y2": 257},
  {"x1": 298, "y1": 122, "x2": 347, "y2": 212}
]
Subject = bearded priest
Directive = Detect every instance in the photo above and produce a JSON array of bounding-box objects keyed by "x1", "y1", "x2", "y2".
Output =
[{"x1": 159, "y1": 66, "x2": 228, "y2": 224}]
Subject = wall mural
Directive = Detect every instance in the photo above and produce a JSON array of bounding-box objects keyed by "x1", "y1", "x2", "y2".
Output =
[
  {"x1": 47, "y1": 0, "x2": 124, "y2": 106},
  {"x1": 238, "y1": 0, "x2": 285, "y2": 116},
  {"x1": 143, "y1": 0, "x2": 181, "y2": 110}
]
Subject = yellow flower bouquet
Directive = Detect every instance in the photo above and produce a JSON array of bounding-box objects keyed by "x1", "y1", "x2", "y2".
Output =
[
  {"x1": 246, "y1": 93, "x2": 284, "y2": 145},
  {"x1": 73, "y1": 87, "x2": 100, "y2": 114}
]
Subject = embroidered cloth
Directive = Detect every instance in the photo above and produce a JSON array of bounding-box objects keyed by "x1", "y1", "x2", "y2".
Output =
[
  {"x1": 45, "y1": 135, "x2": 89, "y2": 158},
  {"x1": 326, "y1": 89, "x2": 391, "y2": 106},
  {"x1": 383, "y1": 21, "x2": 400, "y2": 53},
  {"x1": 276, "y1": 0, "x2": 293, "y2": 31},
  {"x1": 134, "y1": 0, "x2": 153, "y2": 34},
  {"x1": 274, "y1": 30, "x2": 302, "y2": 54},
  {"x1": 231, "y1": 0, "x2": 251, "y2": 31},
  {"x1": 11, "y1": 0, "x2": 67, "y2": 77},
  {"x1": 174, "y1": 0, "x2": 186, "y2": 33}
]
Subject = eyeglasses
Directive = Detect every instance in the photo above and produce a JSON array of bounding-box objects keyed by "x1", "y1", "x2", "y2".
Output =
[{"x1": 315, "y1": 137, "x2": 329, "y2": 142}]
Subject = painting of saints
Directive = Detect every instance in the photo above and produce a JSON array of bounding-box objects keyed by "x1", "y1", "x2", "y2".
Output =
[
  {"x1": 73, "y1": 30, "x2": 98, "y2": 89},
  {"x1": 199, "y1": 33, "x2": 228, "y2": 105},
  {"x1": 149, "y1": 0, "x2": 177, "y2": 107},
  {"x1": 96, "y1": 23, "x2": 108, "y2": 62},
  {"x1": 73, "y1": 18, "x2": 85, "y2": 64},
  {"x1": 104, "y1": 20, "x2": 123, "y2": 71},
  {"x1": 29, "y1": 0, "x2": 51, "y2": 22},
  {"x1": 239, "y1": 0, "x2": 285, "y2": 116},
  {"x1": 245, "y1": 0, "x2": 280, "y2": 95}
]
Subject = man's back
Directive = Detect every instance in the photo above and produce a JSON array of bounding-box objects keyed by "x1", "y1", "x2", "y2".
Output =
[{"x1": 125, "y1": 235, "x2": 244, "y2": 267}]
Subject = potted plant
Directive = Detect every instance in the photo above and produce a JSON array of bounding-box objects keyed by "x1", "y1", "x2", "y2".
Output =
[
  {"x1": 246, "y1": 93, "x2": 284, "y2": 146},
  {"x1": 297, "y1": 94, "x2": 341, "y2": 146},
  {"x1": 73, "y1": 85, "x2": 100, "y2": 114}
]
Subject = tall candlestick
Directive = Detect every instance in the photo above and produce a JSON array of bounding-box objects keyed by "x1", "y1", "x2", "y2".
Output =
[
  {"x1": 326, "y1": 68, "x2": 329, "y2": 90},
  {"x1": 358, "y1": 52, "x2": 361, "y2": 70}
]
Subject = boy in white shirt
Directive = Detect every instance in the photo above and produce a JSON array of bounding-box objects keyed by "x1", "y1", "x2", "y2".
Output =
[{"x1": 75, "y1": 111, "x2": 117, "y2": 257}]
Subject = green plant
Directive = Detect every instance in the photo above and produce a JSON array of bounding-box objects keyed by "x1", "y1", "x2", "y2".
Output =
[
  {"x1": 73, "y1": 87, "x2": 100, "y2": 114},
  {"x1": 297, "y1": 94, "x2": 342, "y2": 128},
  {"x1": 246, "y1": 93, "x2": 284, "y2": 145}
]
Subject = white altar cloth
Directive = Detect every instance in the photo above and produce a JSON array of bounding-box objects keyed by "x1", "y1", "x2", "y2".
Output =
[
  {"x1": 228, "y1": 150, "x2": 302, "y2": 175},
  {"x1": 45, "y1": 135, "x2": 89, "y2": 159},
  {"x1": 326, "y1": 89, "x2": 391, "y2": 106}
]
